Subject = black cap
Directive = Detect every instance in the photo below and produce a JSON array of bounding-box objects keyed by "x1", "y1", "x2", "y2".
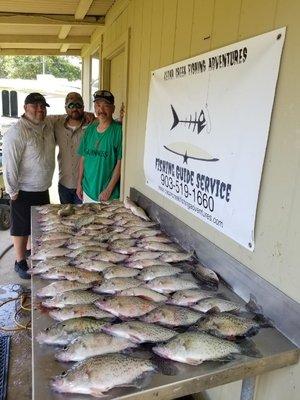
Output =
[
  {"x1": 93, "y1": 90, "x2": 114, "y2": 105},
  {"x1": 24, "y1": 92, "x2": 50, "y2": 107}
]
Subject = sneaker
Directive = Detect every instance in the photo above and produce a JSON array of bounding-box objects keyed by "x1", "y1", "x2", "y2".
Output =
[
  {"x1": 14, "y1": 259, "x2": 31, "y2": 280},
  {"x1": 25, "y1": 249, "x2": 31, "y2": 258}
]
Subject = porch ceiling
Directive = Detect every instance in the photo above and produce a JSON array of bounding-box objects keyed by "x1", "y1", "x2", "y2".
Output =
[{"x1": 0, "y1": 0, "x2": 114, "y2": 56}]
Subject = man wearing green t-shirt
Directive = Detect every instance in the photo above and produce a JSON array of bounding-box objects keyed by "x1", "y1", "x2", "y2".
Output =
[{"x1": 76, "y1": 90, "x2": 122, "y2": 202}]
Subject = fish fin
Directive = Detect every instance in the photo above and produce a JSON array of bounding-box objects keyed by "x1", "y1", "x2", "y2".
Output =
[
  {"x1": 150, "y1": 354, "x2": 178, "y2": 376},
  {"x1": 185, "y1": 357, "x2": 203, "y2": 365},
  {"x1": 252, "y1": 313, "x2": 273, "y2": 328},
  {"x1": 245, "y1": 295, "x2": 263, "y2": 314},
  {"x1": 89, "y1": 388, "x2": 108, "y2": 398},
  {"x1": 170, "y1": 105, "x2": 179, "y2": 130},
  {"x1": 207, "y1": 306, "x2": 222, "y2": 313},
  {"x1": 239, "y1": 339, "x2": 262, "y2": 358},
  {"x1": 120, "y1": 370, "x2": 155, "y2": 390},
  {"x1": 215, "y1": 292, "x2": 230, "y2": 301}
]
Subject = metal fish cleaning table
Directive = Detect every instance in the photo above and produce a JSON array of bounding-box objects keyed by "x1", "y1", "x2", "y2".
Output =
[{"x1": 31, "y1": 199, "x2": 300, "y2": 400}]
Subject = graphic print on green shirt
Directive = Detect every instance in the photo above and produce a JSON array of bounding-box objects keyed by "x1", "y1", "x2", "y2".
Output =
[{"x1": 77, "y1": 120, "x2": 122, "y2": 201}]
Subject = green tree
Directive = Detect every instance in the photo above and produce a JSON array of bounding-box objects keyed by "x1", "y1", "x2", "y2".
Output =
[{"x1": 0, "y1": 56, "x2": 81, "y2": 81}]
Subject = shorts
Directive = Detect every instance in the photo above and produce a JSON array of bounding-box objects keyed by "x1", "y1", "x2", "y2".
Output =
[{"x1": 10, "y1": 190, "x2": 50, "y2": 236}]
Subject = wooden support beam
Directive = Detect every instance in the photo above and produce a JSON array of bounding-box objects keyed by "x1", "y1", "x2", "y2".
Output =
[
  {"x1": 0, "y1": 35, "x2": 90, "y2": 44},
  {"x1": 60, "y1": 44, "x2": 70, "y2": 53},
  {"x1": 75, "y1": 0, "x2": 94, "y2": 20},
  {"x1": 58, "y1": 25, "x2": 72, "y2": 39},
  {"x1": 0, "y1": 14, "x2": 104, "y2": 26},
  {"x1": 0, "y1": 48, "x2": 81, "y2": 56}
]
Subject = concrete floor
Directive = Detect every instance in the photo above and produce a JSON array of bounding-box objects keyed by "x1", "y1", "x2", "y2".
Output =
[{"x1": 0, "y1": 229, "x2": 31, "y2": 400}]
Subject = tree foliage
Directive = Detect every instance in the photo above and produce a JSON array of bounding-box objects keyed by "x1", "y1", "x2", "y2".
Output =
[{"x1": 0, "y1": 56, "x2": 81, "y2": 81}]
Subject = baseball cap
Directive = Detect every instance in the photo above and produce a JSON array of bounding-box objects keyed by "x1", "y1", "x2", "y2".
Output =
[
  {"x1": 93, "y1": 90, "x2": 114, "y2": 105},
  {"x1": 65, "y1": 92, "x2": 83, "y2": 107},
  {"x1": 24, "y1": 92, "x2": 50, "y2": 107}
]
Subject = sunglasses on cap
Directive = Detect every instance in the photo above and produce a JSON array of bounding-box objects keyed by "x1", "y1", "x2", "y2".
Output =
[{"x1": 67, "y1": 102, "x2": 83, "y2": 109}]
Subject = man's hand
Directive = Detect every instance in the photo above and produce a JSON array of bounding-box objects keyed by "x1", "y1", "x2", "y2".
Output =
[
  {"x1": 83, "y1": 112, "x2": 95, "y2": 125},
  {"x1": 76, "y1": 184, "x2": 83, "y2": 200},
  {"x1": 99, "y1": 188, "x2": 112, "y2": 202},
  {"x1": 11, "y1": 193, "x2": 18, "y2": 201}
]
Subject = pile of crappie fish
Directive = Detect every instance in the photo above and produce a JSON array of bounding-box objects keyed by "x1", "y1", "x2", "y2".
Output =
[{"x1": 32, "y1": 198, "x2": 266, "y2": 398}]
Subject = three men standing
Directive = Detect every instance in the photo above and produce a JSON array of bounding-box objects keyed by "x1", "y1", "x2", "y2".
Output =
[{"x1": 3, "y1": 89, "x2": 122, "y2": 279}]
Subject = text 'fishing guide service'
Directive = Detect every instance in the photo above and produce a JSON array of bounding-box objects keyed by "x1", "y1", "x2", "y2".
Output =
[{"x1": 144, "y1": 28, "x2": 286, "y2": 250}]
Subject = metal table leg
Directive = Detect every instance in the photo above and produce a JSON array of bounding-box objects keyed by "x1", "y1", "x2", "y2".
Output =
[{"x1": 240, "y1": 377, "x2": 257, "y2": 400}]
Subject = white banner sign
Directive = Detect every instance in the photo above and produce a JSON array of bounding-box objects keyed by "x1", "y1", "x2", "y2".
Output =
[{"x1": 144, "y1": 28, "x2": 286, "y2": 250}]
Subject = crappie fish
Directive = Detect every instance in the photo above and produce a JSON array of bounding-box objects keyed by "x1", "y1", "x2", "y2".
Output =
[
  {"x1": 42, "y1": 290, "x2": 103, "y2": 308},
  {"x1": 108, "y1": 233, "x2": 132, "y2": 242},
  {"x1": 55, "y1": 333, "x2": 137, "y2": 362},
  {"x1": 95, "y1": 296, "x2": 157, "y2": 318},
  {"x1": 31, "y1": 247, "x2": 71, "y2": 260},
  {"x1": 117, "y1": 287, "x2": 168, "y2": 302},
  {"x1": 192, "y1": 313, "x2": 262, "y2": 340},
  {"x1": 112, "y1": 246, "x2": 142, "y2": 255},
  {"x1": 153, "y1": 332, "x2": 241, "y2": 365},
  {"x1": 93, "y1": 277, "x2": 142, "y2": 294},
  {"x1": 127, "y1": 251, "x2": 162, "y2": 262},
  {"x1": 131, "y1": 229, "x2": 162, "y2": 238},
  {"x1": 67, "y1": 249, "x2": 99, "y2": 259},
  {"x1": 139, "y1": 236, "x2": 173, "y2": 244},
  {"x1": 168, "y1": 289, "x2": 215, "y2": 306},
  {"x1": 33, "y1": 257, "x2": 70, "y2": 269},
  {"x1": 39, "y1": 232, "x2": 72, "y2": 242},
  {"x1": 36, "y1": 281, "x2": 92, "y2": 298},
  {"x1": 138, "y1": 265, "x2": 182, "y2": 281},
  {"x1": 103, "y1": 321, "x2": 178, "y2": 344},
  {"x1": 35, "y1": 239, "x2": 67, "y2": 250},
  {"x1": 140, "y1": 305, "x2": 202, "y2": 327},
  {"x1": 57, "y1": 204, "x2": 74, "y2": 217},
  {"x1": 109, "y1": 238, "x2": 137, "y2": 248},
  {"x1": 192, "y1": 263, "x2": 219, "y2": 286},
  {"x1": 103, "y1": 266, "x2": 139, "y2": 279},
  {"x1": 36, "y1": 317, "x2": 108, "y2": 345},
  {"x1": 51, "y1": 354, "x2": 156, "y2": 396},
  {"x1": 40, "y1": 265, "x2": 80, "y2": 279},
  {"x1": 139, "y1": 242, "x2": 181, "y2": 253},
  {"x1": 123, "y1": 221, "x2": 158, "y2": 229},
  {"x1": 92, "y1": 250, "x2": 128, "y2": 263},
  {"x1": 190, "y1": 298, "x2": 241, "y2": 313},
  {"x1": 93, "y1": 217, "x2": 115, "y2": 225},
  {"x1": 74, "y1": 215, "x2": 95, "y2": 229},
  {"x1": 126, "y1": 259, "x2": 171, "y2": 270},
  {"x1": 41, "y1": 266, "x2": 102, "y2": 284},
  {"x1": 124, "y1": 197, "x2": 150, "y2": 221},
  {"x1": 146, "y1": 276, "x2": 199, "y2": 293},
  {"x1": 123, "y1": 226, "x2": 146, "y2": 235},
  {"x1": 159, "y1": 251, "x2": 193, "y2": 263},
  {"x1": 74, "y1": 260, "x2": 115, "y2": 272},
  {"x1": 49, "y1": 304, "x2": 114, "y2": 321},
  {"x1": 66, "y1": 241, "x2": 107, "y2": 250}
]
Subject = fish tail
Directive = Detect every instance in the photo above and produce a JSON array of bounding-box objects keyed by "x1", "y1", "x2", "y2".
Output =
[
  {"x1": 170, "y1": 105, "x2": 179, "y2": 130},
  {"x1": 239, "y1": 339, "x2": 261, "y2": 358}
]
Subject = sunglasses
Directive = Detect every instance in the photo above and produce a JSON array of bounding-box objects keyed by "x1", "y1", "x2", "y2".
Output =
[{"x1": 67, "y1": 102, "x2": 83, "y2": 109}]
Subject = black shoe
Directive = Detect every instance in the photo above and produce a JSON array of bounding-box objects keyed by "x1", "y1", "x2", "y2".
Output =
[
  {"x1": 25, "y1": 249, "x2": 31, "y2": 258},
  {"x1": 14, "y1": 259, "x2": 31, "y2": 280}
]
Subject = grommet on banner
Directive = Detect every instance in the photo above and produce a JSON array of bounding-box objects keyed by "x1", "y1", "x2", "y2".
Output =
[{"x1": 277, "y1": 34, "x2": 282, "y2": 40}]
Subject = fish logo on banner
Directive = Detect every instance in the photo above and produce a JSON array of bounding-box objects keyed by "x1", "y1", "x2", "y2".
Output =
[{"x1": 164, "y1": 104, "x2": 219, "y2": 164}]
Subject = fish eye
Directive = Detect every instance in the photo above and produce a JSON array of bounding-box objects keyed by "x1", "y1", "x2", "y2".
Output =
[
  {"x1": 61, "y1": 370, "x2": 67, "y2": 377},
  {"x1": 63, "y1": 345, "x2": 68, "y2": 350},
  {"x1": 45, "y1": 327, "x2": 50, "y2": 331}
]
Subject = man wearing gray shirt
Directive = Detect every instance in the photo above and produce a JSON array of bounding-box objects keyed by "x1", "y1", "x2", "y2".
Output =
[
  {"x1": 2, "y1": 92, "x2": 55, "y2": 279},
  {"x1": 54, "y1": 92, "x2": 90, "y2": 204}
]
